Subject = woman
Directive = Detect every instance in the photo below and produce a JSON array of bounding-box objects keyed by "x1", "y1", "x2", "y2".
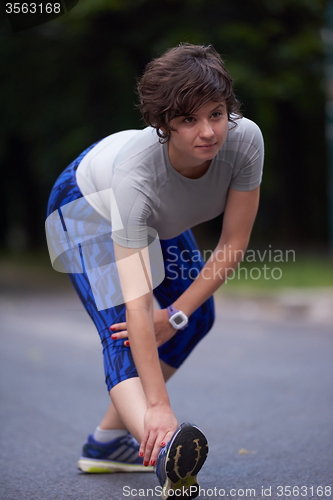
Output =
[{"x1": 46, "y1": 43, "x2": 263, "y2": 499}]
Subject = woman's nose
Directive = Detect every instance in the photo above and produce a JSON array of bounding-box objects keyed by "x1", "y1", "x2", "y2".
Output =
[{"x1": 199, "y1": 120, "x2": 214, "y2": 138}]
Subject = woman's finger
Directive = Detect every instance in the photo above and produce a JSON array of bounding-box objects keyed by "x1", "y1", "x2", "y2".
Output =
[
  {"x1": 139, "y1": 431, "x2": 149, "y2": 465},
  {"x1": 148, "y1": 429, "x2": 174, "y2": 465},
  {"x1": 110, "y1": 322, "x2": 128, "y2": 340},
  {"x1": 143, "y1": 435, "x2": 156, "y2": 466},
  {"x1": 109, "y1": 322, "x2": 127, "y2": 331},
  {"x1": 161, "y1": 429, "x2": 174, "y2": 446},
  {"x1": 149, "y1": 437, "x2": 162, "y2": 466},
  {"x1": 149, "y1": 431, "x2": 173, "y2": 465},
  {"x1": 110, "y1": 330, "x2": 128, "y2": 339}
]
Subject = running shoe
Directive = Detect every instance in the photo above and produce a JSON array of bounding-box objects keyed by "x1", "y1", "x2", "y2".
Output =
[
  {"x1": 78, "y1": 432, "x2": 153, "y2": 473},
  {"x1": 154, "y1": 422, "x2": 208, "y2": 500}
]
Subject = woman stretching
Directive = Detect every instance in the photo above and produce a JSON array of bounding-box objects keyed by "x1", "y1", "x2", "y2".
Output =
[{"x1": 46, "y1": 43, "x2": 264, "y2": 499}]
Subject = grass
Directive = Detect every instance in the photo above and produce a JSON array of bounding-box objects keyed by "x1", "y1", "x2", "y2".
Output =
[
  {"x1": 220, "y1": 255, "x2": 333, "y2": 294},
  {"x1": 0, "y1": 248, "x2": 71, "y2": 292},
  {"x1": 0, "y1": 249, "x2": 333, "y2": 295}
]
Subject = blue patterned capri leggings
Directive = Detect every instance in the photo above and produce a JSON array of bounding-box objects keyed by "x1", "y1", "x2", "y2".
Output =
[{"x1": 46, "y1": 142, "x2": 215, "y2": 392}]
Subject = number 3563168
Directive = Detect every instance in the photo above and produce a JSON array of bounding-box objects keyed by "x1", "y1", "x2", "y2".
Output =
[
  {"x1": 276, "y1": 486, "x2": 332, "y2": 497},
  {"x1": 6, "y1": 3, "x2": 62, "y2": 14}
]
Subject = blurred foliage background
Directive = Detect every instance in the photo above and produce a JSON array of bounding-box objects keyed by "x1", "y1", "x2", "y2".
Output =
[{"x1": 0, "y1": 0, "x2": 330, "y2": 267}]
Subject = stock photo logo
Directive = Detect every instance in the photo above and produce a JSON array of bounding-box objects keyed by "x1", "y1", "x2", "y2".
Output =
[
  {"x1": 4, "y1": 0, "x2": 80, "y2": 33},
  {"x1": 45, "y1": 188, "x2": 165, "y2": 311}
]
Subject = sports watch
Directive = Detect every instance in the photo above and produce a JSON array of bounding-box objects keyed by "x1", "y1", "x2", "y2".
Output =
[{"x1": 167, "y1": 305, "x2": 188, "y2": 330}]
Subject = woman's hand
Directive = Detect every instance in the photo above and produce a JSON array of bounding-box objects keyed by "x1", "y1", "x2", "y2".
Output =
[
  {"x1": 110, "y1": 309, "x2": 177, "y2": 347},
  {"x1": 141, "y1": 404, "x2": 178, "y2": 466}
]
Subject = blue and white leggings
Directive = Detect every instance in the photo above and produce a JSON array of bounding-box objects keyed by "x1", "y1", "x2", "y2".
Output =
[{"x1": 46, "y1": 142, "x2": 215, "y2": 392}]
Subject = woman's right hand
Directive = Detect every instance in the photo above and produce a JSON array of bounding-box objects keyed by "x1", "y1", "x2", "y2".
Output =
[
  {"x1": 140, "y1": 404, "x2": 178, "y2": 466},
  {"x1": 110, "y1": 308, "x2": 177, "y2": 347}
]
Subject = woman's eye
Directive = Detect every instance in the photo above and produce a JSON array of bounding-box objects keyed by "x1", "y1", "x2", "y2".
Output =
[
  {"x1": 184, "y1": 117, "x2": 195, "y2": 124},
  {"x1": 212, "y1": 111, "x2": 222, "y2": 118}
]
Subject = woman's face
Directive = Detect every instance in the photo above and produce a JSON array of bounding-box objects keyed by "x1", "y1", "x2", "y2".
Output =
[{"x1": 167, "y1": 100, "x2": 229, "y2": 174}]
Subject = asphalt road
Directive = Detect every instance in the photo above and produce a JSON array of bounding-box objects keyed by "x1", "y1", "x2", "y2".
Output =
[{"x1": 1, "y1": 288, "x2": 333, "y2": 500}]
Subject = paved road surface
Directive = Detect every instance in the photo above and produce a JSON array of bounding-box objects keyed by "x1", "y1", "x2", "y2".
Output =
[{"x1": 1, "y1": 288, "x2": 332, "y2": 500}]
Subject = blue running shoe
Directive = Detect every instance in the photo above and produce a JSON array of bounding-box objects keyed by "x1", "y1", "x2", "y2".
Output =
[
  {"x1": 154, "y1": 422, "x2": 208, "y2": 500},
  {"x1": 78, "y1": 432, "x2": 153, "y2": 473}
]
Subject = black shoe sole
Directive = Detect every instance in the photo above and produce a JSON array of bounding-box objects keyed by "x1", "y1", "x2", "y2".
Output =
[{"x1": 164, "y1": 423, "x2": 208, "y2": 499}]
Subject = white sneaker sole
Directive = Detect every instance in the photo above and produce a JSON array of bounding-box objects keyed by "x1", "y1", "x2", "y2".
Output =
[{"x1": 78, "y1": 457, "x2": 154, "y2": 473}]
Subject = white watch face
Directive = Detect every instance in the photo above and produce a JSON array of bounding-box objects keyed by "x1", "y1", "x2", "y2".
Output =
[{"x1": 169, "y1": 311, "x2": 188, "y2": 329}]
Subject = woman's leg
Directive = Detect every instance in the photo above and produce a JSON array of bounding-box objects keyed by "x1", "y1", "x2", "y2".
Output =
[
  {"x1": 102, "y1": 229, "x2": 214, "y2": 439},
  {"x1": 98, "y1": 400, "x2": 127, "y2": 431},
  {"x1": 109, "y1": 358, "x2": 178, "y2": 442},
  {"x1": 98, "y1": 360, "x2": 177, "y2": 431},
  {"x1": 46, "y1": 154, "x2": 209, "y2": 469},
  {"x1": 109, "y1": 378, "x2": 146, "y2": 442},
  {"x1": 46, "y1": 148, "x2": 156, "y2": 471}
]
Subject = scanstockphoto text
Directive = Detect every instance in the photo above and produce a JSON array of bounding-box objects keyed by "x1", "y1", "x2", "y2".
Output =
[
  {"x1": 165, "y1": 244, "x2": 296, "y2": 282},
  {"x1": 123, "y1": 484, "x2": 332, "y2": 497}
]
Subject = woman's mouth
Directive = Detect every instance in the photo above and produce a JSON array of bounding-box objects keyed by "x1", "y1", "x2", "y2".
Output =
[{"x1": 196, "y1": 143, "x2": 217, "y2": 149}]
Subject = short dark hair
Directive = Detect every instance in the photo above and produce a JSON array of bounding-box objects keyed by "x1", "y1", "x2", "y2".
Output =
[{"x1": 137, "y1": 43, "x2": 241, "y2": 143}]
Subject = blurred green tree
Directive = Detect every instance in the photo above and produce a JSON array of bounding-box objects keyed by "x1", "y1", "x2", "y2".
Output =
[{"x1": 0, "y1": 0, "x2": 326, "y2": 250}]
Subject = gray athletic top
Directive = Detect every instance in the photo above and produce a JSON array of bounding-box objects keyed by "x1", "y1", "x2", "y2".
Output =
[{"x1": 76, "y1": 117, "x2": 264, "y2": 248}]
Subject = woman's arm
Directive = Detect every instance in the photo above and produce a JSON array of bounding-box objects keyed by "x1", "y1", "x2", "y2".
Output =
[
  {"x1": 173, "y1": 186, "x2": 260, "y2": 315},
  {"x1": 113, "y1": 243, "x2": 178, "y2": 464},
  {"x1": 111, "y1": 186, "x2": 260, "y2": 346}
]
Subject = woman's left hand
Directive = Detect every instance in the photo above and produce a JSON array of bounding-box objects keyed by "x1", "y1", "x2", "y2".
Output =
[{"x1": 110, "y1": 308, "x2": 177, "y2": 347}]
